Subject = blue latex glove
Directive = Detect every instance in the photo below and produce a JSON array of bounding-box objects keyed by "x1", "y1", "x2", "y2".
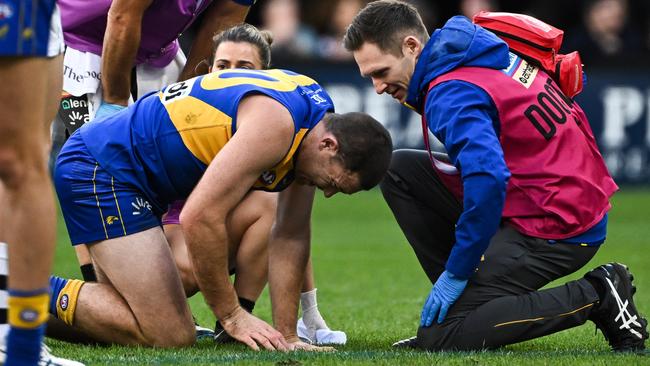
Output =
[
  {"x1": 420, "y1": 270, "x2": 468, "y2": 326},
  {"x1": 94, "y1": 101, "x2": 126, "y2": 120}
]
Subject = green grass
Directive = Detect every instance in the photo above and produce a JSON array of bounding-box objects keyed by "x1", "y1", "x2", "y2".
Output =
[{"x1": 49, "y1": 189, "x2": 650, "y2": 365}]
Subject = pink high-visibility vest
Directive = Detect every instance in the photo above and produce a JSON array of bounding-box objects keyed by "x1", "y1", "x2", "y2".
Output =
[{"x1": 425, "y1": 59, "x2": 617, "y2": 239}]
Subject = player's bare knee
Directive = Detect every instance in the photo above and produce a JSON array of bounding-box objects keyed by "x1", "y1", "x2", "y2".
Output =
[
  {"x1": 146, "y1": 320, "x2": 195, "y2": 347},
  {"x1": 176, "y1": 322, "x2": 196, "y2": 346},
  {"x1": 0, "y1": 144, "x2": 48, "y2": 188},
  {"x1": 0, "y1": 149, "x2": 29, "y2": 188}
]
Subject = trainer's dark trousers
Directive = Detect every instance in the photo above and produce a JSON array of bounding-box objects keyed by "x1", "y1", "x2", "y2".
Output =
[{"x1": 380, "y1": 149, "x2": 601, "y2": 350}]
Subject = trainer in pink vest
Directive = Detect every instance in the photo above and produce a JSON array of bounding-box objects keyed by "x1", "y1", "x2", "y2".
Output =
[{"x1": 425, "y1": 56, "x2": 618, "y2": 239}]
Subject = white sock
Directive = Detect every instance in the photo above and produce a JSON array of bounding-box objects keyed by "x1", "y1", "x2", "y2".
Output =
[
  {"x1": 300, "y1": 288, "x2": 328, "y2": 330},
  {"x1": 0, "y1": 242, "x2": 9, "y2": 339}
]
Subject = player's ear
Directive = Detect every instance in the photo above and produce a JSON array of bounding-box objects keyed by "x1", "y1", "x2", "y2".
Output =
[
  {"x1": 319, "y1": 135, "x2": 340, "y2": 156},
  {"x1": 403, "y1": 35, "x2": 421, "y2": 56}
]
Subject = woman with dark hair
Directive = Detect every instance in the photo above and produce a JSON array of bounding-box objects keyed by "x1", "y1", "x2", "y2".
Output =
[{"x1": 163, "y1": 23, "x2": 347, "y2": 346}]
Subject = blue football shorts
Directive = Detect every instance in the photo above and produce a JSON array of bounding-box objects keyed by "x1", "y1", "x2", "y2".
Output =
[
  {"x1": 54, "y1": 132, "x2": 161, "y2": 245},
  {"x1": 0, "y1": 0, "x2": 63, "y2": 57}
]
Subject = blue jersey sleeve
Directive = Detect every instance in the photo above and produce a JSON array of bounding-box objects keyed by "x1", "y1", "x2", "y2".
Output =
[{"x1": 425, "y1": 80, "x2": 511, "y2": 279}]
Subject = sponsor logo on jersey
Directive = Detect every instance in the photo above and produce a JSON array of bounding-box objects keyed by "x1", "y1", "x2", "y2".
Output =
[
  {"x1": 310, "y1": 93, "x2": 328, "y2": 105},
  {"x1": 106, "y1": 216, "x2": 120, "y2": 225},
  {"x1": 512, "y1": 59, "x2": 538, "y2": 88},
  {"x1": 19, "y1": 308, "x2": 38, "y2": 323},
  {"x1": 131, "y1": 197, "x2": 152, "y2": 216},
  {"x1": 301, "y1": 87, "x2": 329, "y2": 105},
  {"x1": 59, "y1": 294, "x2": 69, "y2": 311}
]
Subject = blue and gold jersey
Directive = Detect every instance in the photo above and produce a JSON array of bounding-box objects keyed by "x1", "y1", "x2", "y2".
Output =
[{"x1": 79, "y1": 69, "x2": 334, "y2": 212}]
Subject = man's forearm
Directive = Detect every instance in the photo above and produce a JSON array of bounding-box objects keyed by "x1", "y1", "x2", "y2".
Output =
[
  {"x1": 101, "y1": 12, "x2": 142, "y2": 105},
  {"x1": 268, "y1": 235, "x2": 310, "y2": 337},
  {"x1": 184, "y1": 221, "x2": 240, "y2": 320}
]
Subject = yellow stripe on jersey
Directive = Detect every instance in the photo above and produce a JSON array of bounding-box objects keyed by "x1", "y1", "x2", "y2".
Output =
[
  {"x1": 254, "y1": 128, "x2": 309, "y2": 191},
  {"x1": 276, "y1": 128, "x2": 308, "y2": 168},
  {"x1": 92, "y1": 163, "x2": 109, "y2": 239},
  {"x1": 201, "y1": 69, "x2": 318, "y2": 93},
  {"x1": 164, "y1": 95, "x2": 233, "y2": 165}
]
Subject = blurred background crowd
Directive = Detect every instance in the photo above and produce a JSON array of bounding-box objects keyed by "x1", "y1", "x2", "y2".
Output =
[
  {"x1": 181, "y1": 0, "x2": 650, "y2": 68},
  {"x1": 177, "y1": 0, "x2": 650, "y2": 184}
]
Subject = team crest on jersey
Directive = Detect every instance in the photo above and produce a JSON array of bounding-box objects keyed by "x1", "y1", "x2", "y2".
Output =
[
  {"x1": 106, "y1": 216, "x2": 120, "y2": 225},
  {"x1": 512, "y1": 59, "x2": 539, "y2": 88},
  {"x1": 260, "y1": 171, "x2": 276, "y2": 185},
  {"x1": 59, "y1": 294, "x2": 69, "y2": 311}
]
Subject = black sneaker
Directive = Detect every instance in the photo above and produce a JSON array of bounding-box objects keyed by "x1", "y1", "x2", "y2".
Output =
[
  {"x1": 584, "y1": 263, "x2": 649, "y2": 352},
  {"x1": 213, "y1": 321, "x2": 236, "y2": 344},
  {"x1": 392, "y1": 336, "x2": 419, "y2": 349}
]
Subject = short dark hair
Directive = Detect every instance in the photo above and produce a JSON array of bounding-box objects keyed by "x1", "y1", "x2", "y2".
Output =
[
  {"x1": 324, "y1": 112, "x2": 393, "y2": 190},
  {"x1": 343, "y1": 0, "x2": 429, "y2": 55},
  {"x1": 209, "y1": 24, "x2": 274, "y2": 69}
]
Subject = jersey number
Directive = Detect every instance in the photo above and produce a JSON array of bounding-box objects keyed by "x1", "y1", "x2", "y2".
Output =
[{"x1": 161, "y1": 78, "x2": 196, "y2": 105}]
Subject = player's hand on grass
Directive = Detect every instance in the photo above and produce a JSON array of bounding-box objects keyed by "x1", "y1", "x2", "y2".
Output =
[
  {"x1": 221, "y1": 306, "x2": 289, "y2": 351},
  {"x1": 420, "y1": 270, "x2": 468, "y2": 326},
  {"x1": 285, "y1": 335, "x2": 336, "y2": 352}
]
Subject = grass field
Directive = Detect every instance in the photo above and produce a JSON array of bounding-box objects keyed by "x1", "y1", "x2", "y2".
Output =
[{"x1": 48, "y1": 188, "x2": 650, "y2": 365}]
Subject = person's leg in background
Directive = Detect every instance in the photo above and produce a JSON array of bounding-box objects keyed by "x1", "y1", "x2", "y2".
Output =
[
  {"x1": 0, "y1": 21, "x2": 62, "y2": 366},
  {"x1": 379, "y1": 149, "x2": 462, "y2": 348},
  {"x1": 0, "y1": 5, "x2": 75, "y2": 362},
  {"x1": 380, "y1": 149, "x2": 462, "y2": 284}
]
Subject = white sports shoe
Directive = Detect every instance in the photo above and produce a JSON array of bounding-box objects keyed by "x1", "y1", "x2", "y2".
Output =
[
  {"x1": 0, "y1": 341, "x2": 85, "y2": 366},
  {"x1": 296, "y1": 318, "x2": 347, "y2": 345}
]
